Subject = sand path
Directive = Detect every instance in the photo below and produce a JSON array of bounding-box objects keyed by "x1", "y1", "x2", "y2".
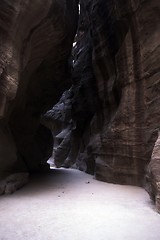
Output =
[{"x1": 0, "y1": 168, "x2": 160, "y2": 240}]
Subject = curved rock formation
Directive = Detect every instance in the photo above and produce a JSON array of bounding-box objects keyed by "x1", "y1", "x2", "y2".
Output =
[
  {"x1": 71, "y1": 0, "x2": 160, "y2": 187},
  {"x1": 0, "y1": 0, "x2": 160, "y2": 213},
  {"x1": 0, "y1": 0, "x2": 78, "y2": 193},
  {"x1": 45, "y1": 0, "x2": 160, "y2": 205}
]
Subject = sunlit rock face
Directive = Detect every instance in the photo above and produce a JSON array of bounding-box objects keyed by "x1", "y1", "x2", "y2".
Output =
[
  {"x1": 0, "y1": 0, "x2": 78, "y2": 193},
  {"x1": 65, "y1": 0, "x2": 160, "y2": 188}
]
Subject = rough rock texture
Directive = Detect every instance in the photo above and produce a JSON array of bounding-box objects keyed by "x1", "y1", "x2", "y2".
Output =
[
  {"x1": 72, "y1": 0, "x2": 160, "y2": 186},
  {"x1": 42, "y1": 1, "x2": 98, "y2": 172},
  {"x1": 0, "y1": 0, "x2": 78, "y2": 193},
  {"x1": 145, "y1": 132, "x2": 160, "y2": 213},
  {"x1": 41, "y1": 89, "x2": 75, "y2": 168},
  {"x1": 0, "y1": 0, "x2": 160, "y2": 213},
  {"x1": 47, "y1": 0, "x2": 160, "y2": 195}
]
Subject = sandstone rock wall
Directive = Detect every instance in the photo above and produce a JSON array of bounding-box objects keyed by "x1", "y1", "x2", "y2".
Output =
[
  {"x1": 0, "y1": 0, "x2": 160, "y2": 211},
  {"x1": 70, "y1": 0, "x2": 160, "y2": 187},
  {"x1": 0, "y1": 0, "x2": 78, "y2": 193},
  {"x1": 44, "y1": 0, "x2": 160, "y2": 192}
]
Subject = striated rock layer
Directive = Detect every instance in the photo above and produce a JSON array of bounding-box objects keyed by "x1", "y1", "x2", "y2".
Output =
[
  {"x1": 0, "y1": 0, "x2": 78, "y2": 193},
  {"x1": 74, "y1": 0, "x2": 160, "y2": 185},
  {"x1": 0, "y1": 0, "x2": 160, "y2": 212},
  {"x1": 49, "y1": 0, "x2": 160, "y2": 210},
  {"x1": 73, "y1": 0, "x2": 160, "y2": 213}
]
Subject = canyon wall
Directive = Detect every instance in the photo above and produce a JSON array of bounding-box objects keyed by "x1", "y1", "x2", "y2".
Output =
[
  {"x1": 75, "y1": 0, "x2": 160, "y2": 206},
  {"x1": 46, "y1": 0, "x2": 160, "y2": 210},
  {"x1": 0, "y1": 0, "x2": 78, "y2": 193},
  {"x1": 74, "y1": 0, "x2": 160, "y2": 185},
  {"x1": 0, "y1": 0, "x2": 160, "y2": 212}
]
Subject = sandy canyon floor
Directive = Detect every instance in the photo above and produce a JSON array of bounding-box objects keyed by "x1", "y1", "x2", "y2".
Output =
[{"x1": 0, "y1": 168, "x2": 160, "y2": 240}]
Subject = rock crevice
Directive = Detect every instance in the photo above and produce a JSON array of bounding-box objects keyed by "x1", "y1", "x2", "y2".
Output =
[
  {"x1": 43, "y1": 0, "x2": 160, "y2": 212},
  {"x1": 0, "y1": 0, "x2": 160, "y2": 213}
]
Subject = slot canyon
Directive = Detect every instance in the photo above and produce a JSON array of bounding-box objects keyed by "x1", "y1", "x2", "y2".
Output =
[{"x1": 0, "y1": 0, "x2": 160, "y2": 239}]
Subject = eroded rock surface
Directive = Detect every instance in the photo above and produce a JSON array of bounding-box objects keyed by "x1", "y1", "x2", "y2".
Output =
[
  {"x1": 145, "y1": 132, "x2": 160, "y2": 212},
  {"x1": 47, "y1": 0, "x2": 160, "y2": 192},
  {"x1": 41, "y1": 89, "x2": 75, "y2": 168},
  {"x1": 0, "y1": 0, "x2": 160, "y2": 213},
  {"x1": 71, "y1": 0, "x2": 160, "y2": 186},
  {"x1": 0, "y1": 0, "x2": 78, "y2": 193}
]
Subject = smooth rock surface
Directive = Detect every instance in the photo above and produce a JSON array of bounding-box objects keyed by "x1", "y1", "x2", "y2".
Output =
[
  {"x1": 0, "y1": 168, "x2": 160, "y2": 240},
  {"x1": 0, "y1": 0, "x2": 78, "y2": 191}
]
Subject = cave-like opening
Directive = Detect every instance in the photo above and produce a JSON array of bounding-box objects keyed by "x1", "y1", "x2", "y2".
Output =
[
  {"x1": 0, "y1": 0, "x2": 160, "y2": 223},
  {"x1": 0, "y1": 4, "x2": 160, "y2": 239}
]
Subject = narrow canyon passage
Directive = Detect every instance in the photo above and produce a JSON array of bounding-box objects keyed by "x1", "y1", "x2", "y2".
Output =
[{"x1": 0, "y1": 168, "x2": 160, "y2": 240}]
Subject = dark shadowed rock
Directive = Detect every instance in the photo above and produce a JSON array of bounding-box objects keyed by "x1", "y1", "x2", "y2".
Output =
[
  {"x1": 0, "y1": 0, "x2": 160, "y2": 214},
  {"x1": 42, "y1": 1, "x2": 160, "y2": 198},
  {"x1": 0, "y1": 0, "x2": 78, "y2": 193},
  {"x1": 71, "y1": 0, "x2": 160, "y2": 188},
  {"x1": 45, "y1": 0, "x2": 160, "y2": 211},
  {"x1": 41, "y1": 89, "x2": 75, "y2": 168}
]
